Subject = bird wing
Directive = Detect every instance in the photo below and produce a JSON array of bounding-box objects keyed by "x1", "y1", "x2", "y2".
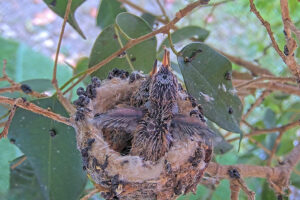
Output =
[
  {"x1": 171, "y1": 114, "x2": 215, "y2": 143},
  {"x1": 93, "y1": 107, "x2": 144, "y2": 133}
]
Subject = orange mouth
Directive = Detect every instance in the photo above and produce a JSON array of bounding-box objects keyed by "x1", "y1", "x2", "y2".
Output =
[{"x1": 162, "y1": 49, "x2": 170, "y2": 68}]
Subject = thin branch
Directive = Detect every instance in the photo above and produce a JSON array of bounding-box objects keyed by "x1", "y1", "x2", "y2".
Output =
[
  {"x1": 280, "y1": 0, "x2": 300, "y2": 79},
  {"x1": 287, "y1": 21, "x2": 300, "y2": 42},
  {"x1": 80, "y1": 188, "x2": 100, "y2": 200},
  {"x1": 0, "y1": 60, "x2": 16, "y2": 85},
  {"x1": 267, "y1": 131, "x2": 284, "y2": 166},
  {"x1": 249, "y1": 0, "x2": 300, "y2": 79},
  {"x1": 0, "y1": 60, "x2": 46, "y2": 98},
  {"x1": 61, "y1": 0, "x2": 210, "y2": 93},
  {"x1": 207, "y1": 142, "x2": 300, "y2": 193},
  {"x1": 0, "y1": 96, "x2": 71, "y2": 126},
  {"x1": 249, "y1": 137, "x2": 272, "y2": 155},
  {"x1": 0, "y1": 105, "x2": 17, "y2": 139},
  {"x1": 167, "y1": 31, "x2": 180, "y2": 56},
  {"x1": 230, "y1": 179, "x2": 240, "y2": 200},
  {"x1": 51, "y1": 0, "x2": 76, "y2": 115},
  {"x1": 156, "y1": 0, "x2": 170, "y2": 22},
  {"x1": 237, "y1": 178, "x2": 255, "y2": 200},
  {"x1": 10, "y1": 156, "x2": 27, "y2": 170},
  {"x1": 228, "y1": 120, "x2": 300, "y2": 142},
  {"x1": 87, "y1": 0, "x2": 209, "y2": 75},
  {"x1": 242, "y1": 82, "x2": 300, "y2": 96},
  {"x1": 118, "y1": 0, "x2": 168, "y2": 24},
  {"x1": 62, "y1": 74, "x2": 87, "y2": 95},
  {"x1": 249, "y1": 0, "x2": 285, "y2": 61},
  {"x1": 122, "y1": 0, "x2": 272, "y2": 81},
  {"x1": 220, "y1": 51, "x2": 273, "y2": 76},
  {"x1": 235, "y1": 76, "x2": 296, "y2": 90},
  {"x1": 242, "y1": 90, "x2": 271, "y2": 120}
]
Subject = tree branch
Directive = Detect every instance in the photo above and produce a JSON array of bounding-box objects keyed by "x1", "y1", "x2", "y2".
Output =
[
  {"x1": 0, "y1": 96, "x2": 71, "y2": 126},
  {"x1": 0, "y1": 105, "x2": 17, "y2": 139},
  {"x1": 85, "y1": 0, "x2": 210, "y2": 76},
  {"x1": 220, "y1": 51, "x2": 273, "y2": 76},
  {"x1": 280, "y1": 0, "x2": 300, "y2": 79},
  {"x1": 52, "y1": 0, "x2": 76, "y2": 115},
  {"x1": 249, "y1": 0, "x2": 300, "y2": 79},
  {"x1": 228, "y1": 119, "x2": 300, "y2": 142}
]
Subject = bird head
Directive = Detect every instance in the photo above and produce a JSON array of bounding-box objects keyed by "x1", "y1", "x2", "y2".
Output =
[{"x1": 150, "y1": 49, "x2": 178, "y2": 102}]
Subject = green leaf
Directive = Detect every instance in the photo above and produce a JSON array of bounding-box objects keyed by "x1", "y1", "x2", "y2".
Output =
[
  {"x1": 8, "y1": 156, "x2": 44, "y2": 200},
  {"x1": 0, "y1": 139, "x2": 22, "y2": 197},
  {"x1": 21, "y1": 79, "x2": 54, "y2": 93},
  {"x1": 177, "y1": 43, "x2": 242, "y2": 133},
  {"x1": 74, "y1": 57, "x2": 90, "y2": 86},
  {"x1": 43, "y1": 0, "x2": 86, "y2": 39},
  {"x1": 0, "y1": 79, "x2": 54, "y2": 104},
  {"x1": 261, "y1": 181, "x2": 276, "y2": 200},
  {"x1": 158, "y1": 26, "x2": 209, "y2": 58},
  {"x1": 97, "y1": 0, "x2": 126, "y2": 29},
  {"x1": 0, "y1": 37, "x2": 72, "y2": 86},
  {"x1": 141, "y1": 13, "x2": 156, "y2": 27},
  {"x1": 8, "y1": 97, "x2": 86, "y2": 200},
  {"x1": 89, "y1": 13, "x2": 157, "y2": 79},
  {"x1": 291, "y1": 163, "x2": 300, "y2": 188},
  {"x1": 207, "y1": 121, "x2": 233, "y2": 154}
]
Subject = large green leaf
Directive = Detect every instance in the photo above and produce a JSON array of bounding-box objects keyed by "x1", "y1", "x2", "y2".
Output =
[
  {"x1": 89, "y1": 13, "x2": 157, "y2": 79},
  {"x1": 261, "y1": 180, "x2": 276, "y2": 200},
  {"x1": 7, "y1": 97, "x2": 86, "y2": 200},
  {"x1": 141, "y1": 13, "x2": 156, "y2": 27},
  {"x1": 0, "y1": 37, "x2": 72, "y2": 87},
  {"x1": 207, "y1": 121, "x2": 233, "y2": 154},
  {"x1": 177, "y1": 43, "x2": 242, "y2": 133},
  {"x1": 0, "y1": 139, "x2": 22, "y2": 198},
  {"x1": 74, "y1": 57, "x2": 90, "y2": 86},
  {"x1": 8, "y1": 156, "x2": 44, "y2": 200},
  {"x1": 21, "y1": 79, "x2": 54, "y2": 93},
  {"x1": 97, "y1": 0, "x2": 126, "y2": 29},
  {"x1": 158, "y1": 26, "x2": 209, "y2": 58},
  {"x1": 43, "y1": 0, "x2": 86, "y2": 39}
]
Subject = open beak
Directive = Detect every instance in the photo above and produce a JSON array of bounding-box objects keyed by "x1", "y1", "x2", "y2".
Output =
[
  {"x1": 162, "y1": 49, "x2": 170, "y2": 68},
  {"x1": 150, "y1": 59, "x2": 158, "y2": 76},
  {"x1": 150, "y1": 49, "x2": 170, "y2": 76}
]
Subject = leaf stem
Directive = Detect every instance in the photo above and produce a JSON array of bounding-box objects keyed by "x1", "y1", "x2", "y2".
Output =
[
  {"x1": 167, "y1": 31, "x2": 181, "y2": 56},
  {"x1": 114, "y1": 25, "x2": 135, "y2": 71}
]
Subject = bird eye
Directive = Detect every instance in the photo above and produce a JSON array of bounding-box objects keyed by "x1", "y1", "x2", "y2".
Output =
[{"x1": 162, "y1": 75, "x2": 167, "y2": 79}]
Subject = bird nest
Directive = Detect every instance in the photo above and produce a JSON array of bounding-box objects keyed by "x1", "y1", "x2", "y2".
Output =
[{"x1": 73, "y1": 51, "x2": 214, "y2": 200}]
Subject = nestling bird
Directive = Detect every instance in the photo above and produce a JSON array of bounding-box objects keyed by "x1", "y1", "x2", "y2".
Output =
[{"x1": 94, "y1": 49, "x2": 214, "y2": 162}]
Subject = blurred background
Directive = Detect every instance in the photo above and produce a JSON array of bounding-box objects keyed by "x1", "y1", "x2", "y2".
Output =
[{"x1": 1, "y1": 0, "x2": 300, "y2": 199}]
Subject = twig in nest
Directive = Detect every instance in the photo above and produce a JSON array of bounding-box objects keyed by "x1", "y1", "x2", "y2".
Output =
[
  {"x1": 80, "y1": 188, "x2": 101, "y2": 200},
  {"x1": 0, "y1": 105, "x2": 17, "y2": 139},
  {"x1": 51, "y1": 0, "x2": 76, "y2": 115},
  {"x1": 10, "y1": 156, "x2": 27, "y2": 170}
]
